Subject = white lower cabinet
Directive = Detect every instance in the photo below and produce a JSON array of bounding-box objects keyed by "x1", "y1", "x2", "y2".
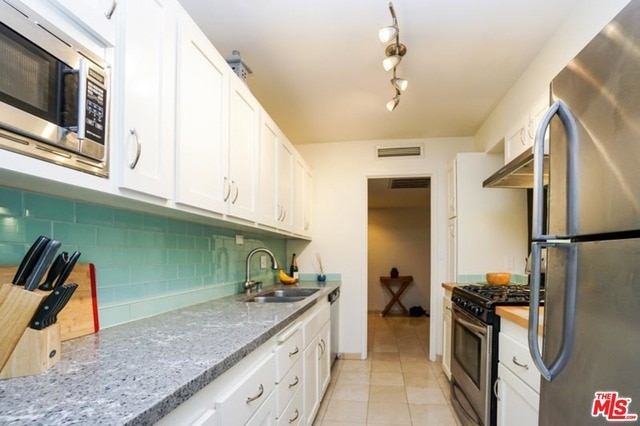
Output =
[
  {"x1": 302, "y1": 300, "x2": 331, "y2": 425},
  {"x1": 442, "y1": 291, "x2": 452, "y2": 379},
  {"x1": 158, "y1": 295, "x2": 334, "y2": 425},
  {"x1": 496, "y1": 319, "x2": 540, "y2": 426}
]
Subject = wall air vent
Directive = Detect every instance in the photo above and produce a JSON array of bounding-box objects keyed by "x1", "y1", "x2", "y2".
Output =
[
  {"x1": 388, "y1": 177, "x2": 430, "y2": 189},
  {"x1": 376, "y1": 145, "x2": 423, "y2": 159}
]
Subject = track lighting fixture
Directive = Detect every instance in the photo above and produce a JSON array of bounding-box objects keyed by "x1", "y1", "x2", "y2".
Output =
[{"x1": 380, "y1": 2, "x2": 408, "y2": 111}]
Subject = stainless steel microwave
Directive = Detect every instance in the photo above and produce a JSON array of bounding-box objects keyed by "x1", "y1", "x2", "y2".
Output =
[{"x1": 0, "y1": 0, "x2": 110, "y2": 177}]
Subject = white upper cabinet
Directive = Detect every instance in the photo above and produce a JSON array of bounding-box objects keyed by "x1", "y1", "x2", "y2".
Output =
[
  {"x1": 504, "y1": 92, "x2": 550, "y2": 164},
  {"x1": 174, "y1": 11, "x2": 229, "y2": 214},
  {"x1": 114, "y1": 0, "x2": 177, "y2": 199},
  {"x1": 258, "y1": 113, "x2": 295, "y2": 233},
  {"x1": 227, "y1": 77, "x2": 259, "y2": 222},
  {"x1": 293, "y1": 155, "x2": 313, "y2": 238},
  {"x1": 48, "y1": 0, "x2": 118, "y2": 45}
]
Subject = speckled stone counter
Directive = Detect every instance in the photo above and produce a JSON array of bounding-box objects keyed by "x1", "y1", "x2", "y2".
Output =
[{"x1": 0, "y1": 281, "x2": 340, "y2": 425}]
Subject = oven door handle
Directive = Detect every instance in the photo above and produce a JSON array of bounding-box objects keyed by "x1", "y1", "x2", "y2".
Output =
[{"x1": 453, "y1": 308, "x2": 487, "y2": 337}]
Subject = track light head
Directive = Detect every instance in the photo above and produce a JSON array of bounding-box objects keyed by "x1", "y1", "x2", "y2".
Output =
[
  {"x1": 379, "y1": 26, "x2": 398, "y2": 43},
  {"x1": 386, "y1": 96, "x2": 400, "y2": 112},
  {"x1": 392, "y1": 77, "x2": 408, "y2": 91}
]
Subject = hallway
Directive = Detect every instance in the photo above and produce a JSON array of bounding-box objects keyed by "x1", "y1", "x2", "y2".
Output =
[{"x1": 312, "y1": 313, "x2": 460, "y2": 425}]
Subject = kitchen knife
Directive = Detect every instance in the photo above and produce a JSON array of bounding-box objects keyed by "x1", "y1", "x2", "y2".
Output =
[
  {"x1": 52, "y1": 251, "x2": 81, "y2": 289},
  {"x1": 38, "y1": 252, "x2": 69, "y2": 291},
  {"x1": 23, "y1": 239, "x2": 61, "y2": 291},
  {"x1": 30, "y1": 286, "x2": 66, "y2": 329},
  {"x1": 45, "y1": 283, "x2": 78, "y2": 328},
  {"x1": 11, "y1": 236, "x2": 50, "y2": 286}
]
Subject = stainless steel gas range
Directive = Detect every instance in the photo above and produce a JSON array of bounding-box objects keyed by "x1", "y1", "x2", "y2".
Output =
[{"x1": 449, "y1": 284, "x2": 544, "y2": 426}]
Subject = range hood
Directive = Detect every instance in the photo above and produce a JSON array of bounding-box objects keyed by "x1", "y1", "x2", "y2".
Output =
[{"x1": 482, "y1": 147, "x2": 549, "y2": 188}]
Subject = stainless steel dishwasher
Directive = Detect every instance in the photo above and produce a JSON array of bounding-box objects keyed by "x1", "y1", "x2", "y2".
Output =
[{"x1": 328, "y1": 287, "x2": 340, "y2": 365}]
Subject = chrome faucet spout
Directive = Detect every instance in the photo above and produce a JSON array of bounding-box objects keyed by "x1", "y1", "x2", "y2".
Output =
[{"x1": 244, "y1": 248, "x2": 280, "y2": 293}]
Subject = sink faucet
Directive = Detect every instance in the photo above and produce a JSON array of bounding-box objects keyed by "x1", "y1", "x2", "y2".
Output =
[{"x1": 244, "y1": 248, "x2": 280, "y2": 293}]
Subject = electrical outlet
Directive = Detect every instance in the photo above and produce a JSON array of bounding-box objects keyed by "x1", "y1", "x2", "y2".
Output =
[
  {"x1": 260, "y1": 255, "x2": 267, "y2": 269},
  {"x1": 235, "y1": 234, "x2": 244, "y2": 245}
]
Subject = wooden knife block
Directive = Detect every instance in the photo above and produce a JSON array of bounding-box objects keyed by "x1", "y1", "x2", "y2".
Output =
[{"x1": 0, "y1": 283, "x2": 61, "y2": 378}]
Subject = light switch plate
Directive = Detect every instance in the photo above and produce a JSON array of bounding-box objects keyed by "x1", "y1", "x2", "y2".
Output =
[
  {"x1": 260, "y1": 255, "x2": 267, "y2": 269},
  {"x1": 235, "y1": 234, "x2": 244, "y2": 245}
]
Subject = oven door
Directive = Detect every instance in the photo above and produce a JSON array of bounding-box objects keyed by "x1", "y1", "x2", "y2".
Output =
[{"x1": 451, "y1": 305, "x2": 493, "y2": 426}]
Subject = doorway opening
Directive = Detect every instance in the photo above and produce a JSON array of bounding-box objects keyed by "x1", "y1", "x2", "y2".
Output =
[{"x1": 366, "y1": 176, "x2": 431, "y2": 355}]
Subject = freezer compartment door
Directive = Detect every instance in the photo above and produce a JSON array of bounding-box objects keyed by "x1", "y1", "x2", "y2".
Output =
[
  {"x1": 539, "y1": 238, "x2": 640, "y2": 425},
  {"x1": 547, "y1": 0, "x2": 640, "y2": 237}
]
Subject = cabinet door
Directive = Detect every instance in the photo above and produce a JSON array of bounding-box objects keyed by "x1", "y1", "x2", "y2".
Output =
[
  {"x1": 246, "y1": 391, "x2": 277, "y2": 426},
  {"x1": 49, "y1": 0, "x2": 118, "y2": 45},
  {"x1": 447, "y1": 218, "x2": 457, "y2": 282},
  {"x1": 258, "y1": 115, "x2": 281, "y2": 228},
  {"x1": 174, "y1": 11, "x2": 229, "y2": 214},
  {"x1": 447, "y1": 160, "x2": 457, "y2": 219},
  {"x1": 227, "y1": 77, "x2": 259, "y2": 221},
  {"x1": 116, "y1": 0, "x2": 176, "y2": 199},
  {"x1": 504, "y1": 116, "x2": 530, "y2": 163},
  {"x1": 496, "y1": 364, "x2": 539, "y2": 426},
  {"x1": 442, "y1": 295, "x2": 452, "y2": 379},
  {"x1": 317, "y1": 322, "x2": 331, "y2": 396},
  {"x1": 303, "y1": 167, "x2": 313, "y2": 237},
  {"x1": 293, "y1": 156, "x2": 305, "y2": 234},
  {"x1": 303, "y1": 337, "x2": 319, "y2": 425},
  {"x1": 277, "y1": 140, "x2": 295, "y2": 231}
]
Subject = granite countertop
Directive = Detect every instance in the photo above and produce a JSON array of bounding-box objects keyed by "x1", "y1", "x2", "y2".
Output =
[{"x1": 0, "y1": 281, "x2": 340, "y2": 425}]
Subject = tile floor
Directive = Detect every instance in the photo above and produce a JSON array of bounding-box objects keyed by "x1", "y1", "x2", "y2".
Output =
[{"x1": 312, "y1": 313, "x2": 461, "y2": 426}]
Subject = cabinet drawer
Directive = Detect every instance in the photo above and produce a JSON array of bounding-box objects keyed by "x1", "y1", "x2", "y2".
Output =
[
  {"x1": 216, "y1": 352, "x2": 276, "y2": 425},
  {"x1": 277, "y1": 385, "x2": 304, "y2": 426},
  {"x1": 275, "y1": 325, "x2": 303, "y2": 381},
  {"x1": 303, "y1": 301, "x2": 330, "y2": 347},
  {"x1": 499, "y1": 332, "x2": 540, "y2": 393},
  {"x1": 276, "y1": 358, "x2": 303, "y2": 417}
]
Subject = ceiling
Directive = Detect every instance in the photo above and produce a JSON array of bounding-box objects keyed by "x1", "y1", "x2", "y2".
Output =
[{"x1": 178, "y1": 0, "x2": 581, "y2": 145}]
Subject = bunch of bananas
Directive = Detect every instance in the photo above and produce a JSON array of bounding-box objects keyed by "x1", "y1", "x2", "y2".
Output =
[{"x1": 278, "y1": 269, "x2": 298, "y2": 285}]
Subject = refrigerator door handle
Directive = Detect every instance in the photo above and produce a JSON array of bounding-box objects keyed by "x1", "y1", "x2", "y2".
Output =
[
  {"x1": 532, "y1": 100, "x2": 579, "y2": 240},
  {"x1": 528, "y1": 242, "x2": 577, "y2": 381}
]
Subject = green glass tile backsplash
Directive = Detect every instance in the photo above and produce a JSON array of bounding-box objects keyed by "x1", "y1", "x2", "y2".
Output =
[{"x1": 0, "y1": 187, "x2": 285, "y2": 328}]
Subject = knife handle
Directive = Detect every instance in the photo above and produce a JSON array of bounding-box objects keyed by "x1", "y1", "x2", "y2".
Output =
[
  {"x1": 24, "y1": 240, "x2": 61, "y2": 291},
  {"x1": 48, "y1": 283, "x2": 78, "y2": 328},
  {"x1": 30, "y1": 287, "x2": 66, "y2": 330},
  {"x1": 12, "y1": 236, "x2": 50, "y2": 286},
  {"x1": 38, "y1": 252, "x2": 69, "y2": 291},
  {"x1": 53, "y1": 251, "x2": 81, "y2": 289}
]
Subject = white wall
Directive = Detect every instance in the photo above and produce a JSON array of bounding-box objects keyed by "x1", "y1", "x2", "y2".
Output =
[
  {"x1": 290, "y1": 137, "x2": 475, "y2": 359},
  {"x1": 476, "y1": 0, "x2": 631, "y2": 151},
  {"x1": 368, "y1": 207, "x2": 431, "y2": 314}
]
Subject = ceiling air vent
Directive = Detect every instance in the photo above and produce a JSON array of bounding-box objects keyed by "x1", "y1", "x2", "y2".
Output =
[
  {"x1": 388, "y1": 177, "x2": 430, "y2": 189},
  {"x1": 376, "y1": 145, "x2": 423, "y2": 159}
]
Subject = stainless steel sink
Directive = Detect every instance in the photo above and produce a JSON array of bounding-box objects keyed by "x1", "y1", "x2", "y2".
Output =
[{"x1": 246, "y1": 287, "x2": 320, "y2": 303}]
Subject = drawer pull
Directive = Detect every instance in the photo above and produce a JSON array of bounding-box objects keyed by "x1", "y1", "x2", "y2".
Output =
[
  {"x1": 245, "y1": 384, "x2": 264, "y2": 404},
  {"x1": 288, "y1": 375, "x2": 299, "y2": 389},
  {"x1": 512, "y1": 356, "x2": 529, "y2": 370},
  {"x1": 288, "y1": 408, "x2": 300, "y2": 423},
  {"x1": 289, "y1": 346, "x2": 299, "y2": 357}
]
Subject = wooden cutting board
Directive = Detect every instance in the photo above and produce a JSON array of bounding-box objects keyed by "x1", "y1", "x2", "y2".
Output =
[{"x1": 0, "y1": 263, "x2": 99, "y2": 341}]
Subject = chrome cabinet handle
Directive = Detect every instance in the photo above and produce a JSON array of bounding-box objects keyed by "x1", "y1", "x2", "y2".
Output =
[
  {"x1": 289, "y1": 346, "x2": 299, "y2": 357},
  {"x1": 529, "y1": 100, "x2": 579, "y2": 382},
  {"x1": 493, "y1": 378, "x2": 500, "y2": 401},
  {"x1": 288, "y1": 408, "x2": 299, "y2": 423},
  {"x1": 282, "y1": 207, "x2": 287, "y2": 221},
  {"x1": 519, "y1": 127, "x2": 526, "y2": 144},
  {"x1": 128, "y1": 129, "x2": 141, "y2": 169},
  {"x1": 245, "y1": 384, "x2": 264, "y2": 404},
  {"x1": 512, "y1": 356, "x2": 529, "y2": 370},
  {"x1": 223, "y1": 177, "x2": 231, "y2": 202},
  {"x1": 231, "y1": 182, "x2": 239, "y2": 204},
  {"x1": 288, "y1": 375, "x2": 299, "y2": 389},
  {"x1": 105, "y1": 0, "x2": 118, "y2": 19}
]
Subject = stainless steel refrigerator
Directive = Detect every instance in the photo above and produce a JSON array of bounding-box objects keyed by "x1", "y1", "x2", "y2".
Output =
[{"x1": 528, "y1": 0, "x2": 640, "y2": 424}]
